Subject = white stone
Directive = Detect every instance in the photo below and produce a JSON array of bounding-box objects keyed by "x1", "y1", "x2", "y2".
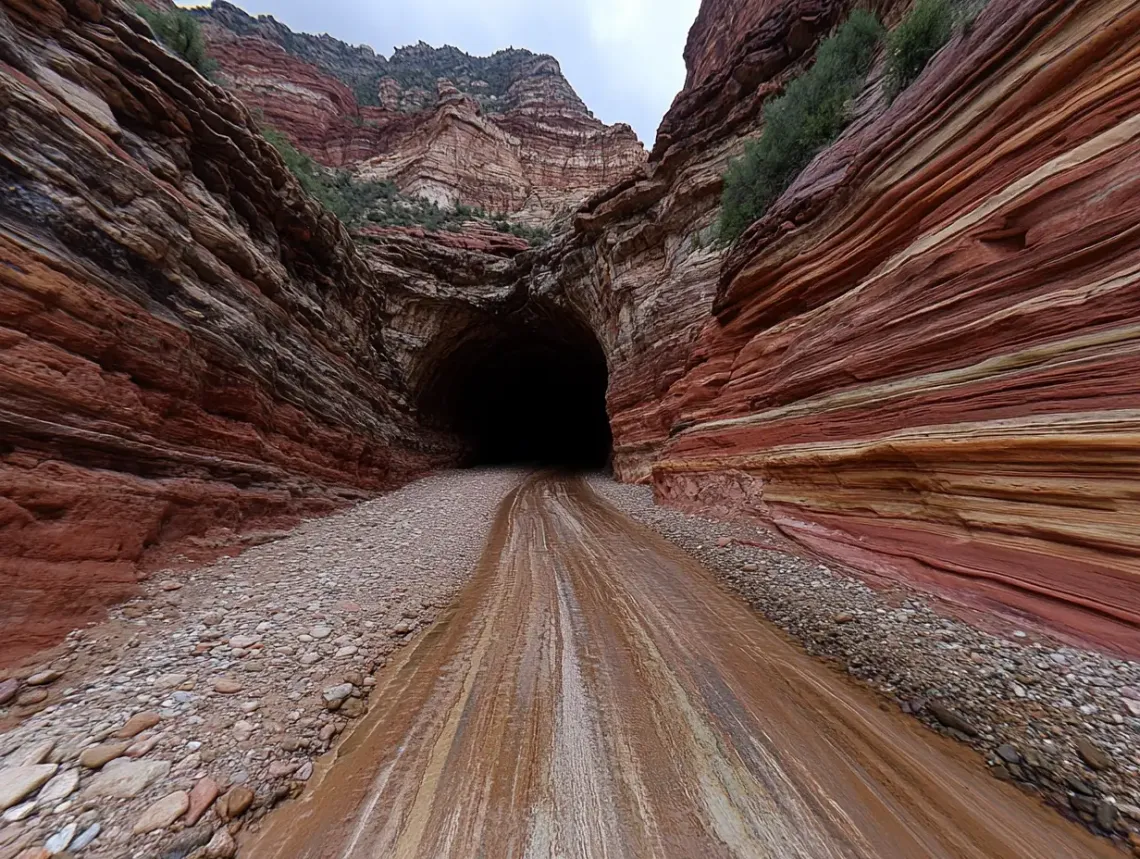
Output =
[
  {"x1": 83, "y1": 758, "x2": 170, "y2": 799},
  {"x1": 2, "y1": 799, "x2": 36, "y2": 822},
  {"x1": 44, "y1": 821, "x2": 78, "y2": 853},
  {"x1": 133, "y1": 790, "x2": 189, "y2": 834},
  {"x1": 0, "y1": 764, "x2": 57, "y2": 810},
  {"x1": 71, "y1": 822, "x2": 101, "y2": 851},
  {"x1": 154, "y1": 673, "x2": 189, "y2": 689},
  {"x1": 37, "y1": 769, "x2": 80, "y2": 804}
]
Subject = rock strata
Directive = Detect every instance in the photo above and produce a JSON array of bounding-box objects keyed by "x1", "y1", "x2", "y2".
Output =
[
  {"x1": 0, "y1": 0, "x2": 443, "y2": 662},
  {"x1": 625, "y1": 0, "x2": 1140, "y2": 657},
  {"x1": 194, "y1": 1, "x2": 646, "y2": 221}
]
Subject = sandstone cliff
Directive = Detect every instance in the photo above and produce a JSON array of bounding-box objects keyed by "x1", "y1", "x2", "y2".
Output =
[
  {"x1": 5, "y1": 0, "x2": 1140, "y2": 667},
  {"x1": 0, "y1": 0, "x2": 451, "y2": 660},
  {"x1": 193, "y1": 1, "x2": 647, "y2": 225},
  {"x1": 636, "y1": 0, "x2": 1140, "y2": 655}
]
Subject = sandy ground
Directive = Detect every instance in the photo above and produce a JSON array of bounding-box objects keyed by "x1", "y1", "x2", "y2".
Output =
[{"x1": 246, "y1": 474, "x2": 1114, "y2": 858}]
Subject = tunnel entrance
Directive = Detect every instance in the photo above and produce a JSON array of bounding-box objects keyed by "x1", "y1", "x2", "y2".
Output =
[{"x1": 419, "y1": 306, "x2": 612, "y2": 468}]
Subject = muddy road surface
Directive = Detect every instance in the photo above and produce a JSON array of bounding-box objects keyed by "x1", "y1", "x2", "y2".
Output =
[{"x1": 249, "y1": 474, "x2": 1115, "y2": 858}]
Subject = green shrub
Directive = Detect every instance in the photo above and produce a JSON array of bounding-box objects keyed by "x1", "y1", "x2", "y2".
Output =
[
  {"x1": 134, "y1": 4, "x2": 217, "y2": 76},
  {"x1": 884, "y1": 0, "x2": 954, "y2": 98},
  {"x1": 718, "y1": 10, "x2": 884, "y2": 243},
  {"x1": 262, "y1": 127, "x2": 391, "y2": 224}
]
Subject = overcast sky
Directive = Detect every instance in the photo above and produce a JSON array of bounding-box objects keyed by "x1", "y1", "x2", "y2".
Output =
[{"x1": 178, "y1": 0, "x2": 700, "y2": 145}]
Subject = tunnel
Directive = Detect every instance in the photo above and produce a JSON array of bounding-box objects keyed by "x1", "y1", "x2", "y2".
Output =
[{"x1": 418, "y1": 305, "x2": 612, "y2": 468}]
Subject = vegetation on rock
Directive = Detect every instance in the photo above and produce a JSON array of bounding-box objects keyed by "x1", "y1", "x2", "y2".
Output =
[
  {"x1": 135, "y1": 3, "x2": 217, "y2": 75},
  {"x1": 263, "y1": 127, "x2": 550, "y2": 245},
  {"x1": 718, "y1": 10, "x2": 884, "y2": 244},
  {"x1": 884, "y1": 0, "x2": 955, "y2": 98}
]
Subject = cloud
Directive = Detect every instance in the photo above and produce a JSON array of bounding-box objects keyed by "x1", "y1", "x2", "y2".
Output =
[{"x1": 176, "y1": 0, "x2": 700, "y2": 144}]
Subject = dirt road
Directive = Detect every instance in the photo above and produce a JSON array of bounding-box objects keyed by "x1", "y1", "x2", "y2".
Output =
[{"x1": 248, "y1": 474, "x2": 1115, "y2": 858}]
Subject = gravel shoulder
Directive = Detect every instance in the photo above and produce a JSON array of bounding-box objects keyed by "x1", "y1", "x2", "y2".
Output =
[
  {"x1": 592, "y1": 477, "x2": 1140, "y2": 852},
  {"x1": 0, "y1": 469, "x2": 519, "y2": 859}
]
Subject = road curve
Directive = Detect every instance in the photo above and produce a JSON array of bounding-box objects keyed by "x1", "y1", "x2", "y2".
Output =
[{"x1": 248, "y1": 474, "x2": 1116, "y2": 858}]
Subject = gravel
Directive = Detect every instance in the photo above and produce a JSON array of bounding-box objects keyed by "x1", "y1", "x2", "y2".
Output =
[
  {"x1": 0, "y1": 469, "x2": 518, "y2": 858},
  {"x1": 593, "y1": 477, "x2": 1140, "y2": 850},
  {"x1": 5, "y1": 466, "x2": 1137, "y2": 855}
]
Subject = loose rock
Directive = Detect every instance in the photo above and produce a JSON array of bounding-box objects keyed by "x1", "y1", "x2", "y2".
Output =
[
  {"x1": 43, "y1": 822, "x2": 77, "y2": 854},
  {"x1": 133, "y1": 790, "x2": 189, "y2": 834},
  {"x1": 185, "y1": 777, "x2": 221, "y2": 825},
  {"x1": 0, "y1": 765, "x2": 57, "y2": 810},
  {"x1": 0, "y1": 678, "x2": 18, "y2": 705},
  {"x1": 215, "y1": 786, "x2": 254, "y2": 821},
  {"x1": 1076, "y1": 737, "x2": 1111, "y2": 772},
  {"x1": 78, "y1": 742, "x2": 130, "y2": 769},
  {"x1": 204, "y1": 827, "x2": 237, "y2": 858},
  {"x1": 115, "y1": 711, "x2": 162, "y2": 739},
  {"x1": 84, "y1": 759, "x2": 170, "y2": 799},
  {"x1": 37, "y1": 770, "x2": 80, "y2": 805},
  {"x1": 213, "y1": 678, "x2": 243, "y2": 695},
  {"x1": 926, "y1": 702, "x2": 979, "y2": 738}
]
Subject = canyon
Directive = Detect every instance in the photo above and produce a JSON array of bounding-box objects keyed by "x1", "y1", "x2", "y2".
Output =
[
  {"x1": 2, "y1": 0, "x2": 1140, "y2": 855},
  {"x1": 3, "y1": 0, "x2": 1138, "y2": 663}
]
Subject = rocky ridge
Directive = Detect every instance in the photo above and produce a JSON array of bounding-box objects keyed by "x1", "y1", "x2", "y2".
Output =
[
  {"x1": 0, "y1": 0, "x2": 455, "y2": 662},
  {"x1": 647, "y1": 0, "x2": 1140, "y2": 656},
  {"x1": 192, "y1": 1, "x2": 647, "y2": 224}
]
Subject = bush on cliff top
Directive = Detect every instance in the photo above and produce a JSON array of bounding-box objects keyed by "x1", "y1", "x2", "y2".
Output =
[
  {"x1": 884, "y1": 0, "x2": 955, "y2": 99},
  {"x1": 718, "y1": 10, "x2": 884, "y2": 244},
  {"x1": 134, "y1": 4, "x2": 217, "y2": 76}
]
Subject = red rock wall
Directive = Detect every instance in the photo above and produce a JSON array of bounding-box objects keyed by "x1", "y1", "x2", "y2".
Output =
[
  {"x1": 649, "y1": 0, "x2": 1140, "y2": 655},
  {"x1": 545, "y1": 0, "x2": 881, "y2": 483},
  {"x1": 0, "y1": 0, "x2": 441, "y2": 662}
]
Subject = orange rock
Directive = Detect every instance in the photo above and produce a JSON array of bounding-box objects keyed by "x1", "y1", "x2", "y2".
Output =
[{"x1": 185, "y1": 776, "x2": 221, "y2": 825}]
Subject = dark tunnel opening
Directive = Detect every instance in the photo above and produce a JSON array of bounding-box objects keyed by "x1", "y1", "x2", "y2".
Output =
[{"x1": 419, "y1": 307, "x2": 613, "y2": 469}]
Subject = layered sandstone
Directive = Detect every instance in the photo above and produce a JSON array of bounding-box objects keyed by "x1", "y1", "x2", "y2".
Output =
[
  {"x1": 644, "y1": 0, "x2": 1140, "y2": 655},
  {"x1": 5, "y1": 0, "x2": 1140, "y2": 669},
  {"x1": 193, "y1": 1, "x2": 646, "y2": 223},
  {"x1": 0, "y1": 0, "x2": 446, "y2": 661},
  {"x1": 540, "y1": 0, "x2": 878, "y2": 483}
]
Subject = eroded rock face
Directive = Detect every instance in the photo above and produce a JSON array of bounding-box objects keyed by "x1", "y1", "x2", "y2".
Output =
[
  {"x1": 646, "y1": 0, "x2": 1140, "y2": 655},
  {"x1": 4, "y1": 0, "x2": 1140, "y2": 668},
  {"x1": 194, "y1": 1, "x2": 647, "y2": 223},
  {"x1": 530, "y1": 0, "x2": 869, "y2": 483},
  {"x1": 0, "y1": 0, "x2": 443, "y2": 662}
]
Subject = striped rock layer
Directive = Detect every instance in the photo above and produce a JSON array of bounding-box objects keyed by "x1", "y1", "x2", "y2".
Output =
[
  {"x1": 647, "y1": 0, "x2": 1140, "y2": 655},
  {"x1": 4, "y1": 0, "x2": 1140, "y2": 666},
  {"x1": 0, "y1": 0, "x2": 446, "y2": 661}
]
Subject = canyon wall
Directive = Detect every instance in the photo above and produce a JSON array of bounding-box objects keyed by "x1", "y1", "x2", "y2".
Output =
[
  {"x1": 4, "y1": 0, "x2": 1139, "y2": 666},
  {"x1": 536, "y1": 0, "x2": 887, "y2": 481},
  {"x1": 193, "y1": 1, "x2": 647, "y2": 224},
  {"x1": 640, "y1": 0, "x2": 1140, "y2": 656},
  {"x1": 0, "y1": 0, "x2": 448, "y2": 662}
]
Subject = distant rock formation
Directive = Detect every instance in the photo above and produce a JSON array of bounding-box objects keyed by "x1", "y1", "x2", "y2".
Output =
[{"x1": 193, "y1": 1, "x2": 647, "y2": 225}]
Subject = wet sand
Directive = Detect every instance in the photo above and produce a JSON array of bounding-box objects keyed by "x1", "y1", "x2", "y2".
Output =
[{"x1": 248, "y1": 474, "x2": 1117, "y2": 858}]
